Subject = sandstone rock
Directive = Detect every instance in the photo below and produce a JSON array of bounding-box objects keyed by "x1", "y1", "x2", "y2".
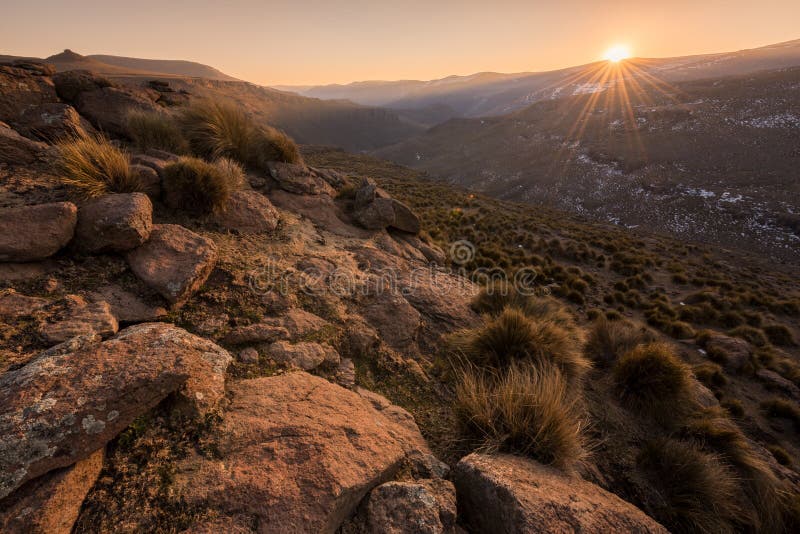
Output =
[
  {"x1": 1, "y1": 60, "x2": 55, "y2": 77},
  {"x1": 269, "y1": 189, "x2": 370, "y2": 238},
  {"x1": 704, "y1": 333, "x2": 753, "y2": 372},
  {"x1": 365, "y1": 479, "x2": 457, "y2": 534},
  {"x1": 312, "y1": 167, "x2": 347, "y2": 189},
  {"x1": 453, "y1": 454, "x2": 668, "y2": 534},
  {"x1": 131, "y1": 154, "x2": 168, "y2": 177},
  {"x1": 87, "y1": 284, "x2": 167, "y2": 323},
  {"x1": 15, "y1": 103, "x2": 91, "y2": 142},
  {"x1": 352, "y1": 178, "x2": 420, "y2": 234},
  {"x1": 268, "y1": 340, "x2": 340, "y2": 370},
  {"x1": 214, "y1": 190, "x2": 279, "y2": 233},
  {"x1": 361, "y1": 291, "x2": 421, "y2": 351},
  {"x1": 0, "y1": 65, "x2": 57, "y2": 124},
  {"x1": 0, "y1": 261, "x2": 57, "y2": 283},
  {"x1": 130, "y1": 164, "x2": 161, "y2": 198},
  {"x1": 336, "y1": 357, "x2": 356, "y2": 388},
  {"x1": 38, "y1": 295, "x2": 118, "y2": 345},
  {"x1": 52, "y1": 70, "x2": 112, "y2": 103},
  {"x1": 74, "y1": 193, "x2": 153, "y2": 253},
  {"x1": 0, "y1": 323, "x2": 231, "y2": 499},
  {"x1": 126, "y1": 224, "x2": 218, "y2": 307},
  {"x1": 0, "y1": 202, "x2": 77, "y2": 262},
  {"x1": 223, "y1": 324, "x2": 289, "y2": 345},
  {"x1": 347, "y1": 321, "x2": 381, "y2": 356},
  {"x1": 0, "y1": 122, "x2": 48, "y2": 165},
  {"x1": 174, "y1": 373, "x2": 430, "y2": 533},
  {"x1": 0, "y1": 289, "x2": 48, "y2": 320},
  {"x1": 0, "y1": 449, "x2": 104, "y2": 534},
  {"x1": 268, "y1": 161, "x2": 335, "y2": 195},
  {"x1": 355, "y1": 197, "x2": 397, "y2": 230},
  {"x1": 75, "y1": 87, "x2": 159, "y2": 137},
  {"x1": 238, "y1": 347, "x2": 259, "y2": 364},
  {"x1": 407, "y1": 450, "x2": 450, "y2": 480}
]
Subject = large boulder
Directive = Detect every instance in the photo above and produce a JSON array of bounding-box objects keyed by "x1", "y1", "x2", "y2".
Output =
[
  {"x1": 453, "y1": 454, "x2": 668, "y2": 534},
  {"x1": 74, "y1": 87, "x2": 159, "y2": 137},
  {"x1": 0, "y1": 65, "x2": 57, "y2": 124},
  {"x1": 352, "y1": 178, "x2": 420, "y2": 234},
  {"x1": 0, "y1": 323, "x2": 231, "y2": 499},
  {"x1": 268, "y1": 161, "x2": 335, "y2": 196},
  {"x1": 0, "y1": 122, "x2": 49, "y2": 165},
  {"x1": 14, "y1": 103, "x2": 91, "y2": 142},
  {"x1": 0, "y1": 202, "x2": 77, "y2": 262},
  {"x1": 0, "y1": 449, "x2": 103, "y2": 534},
  {"x1": 126, "y1": 224, "x2": 218, "y2": 307},
  {"x1": 213, "y1": 190, "x2": 279, "y2": 233},
  {"x1": 52, "y1": 70, "x2": 112, "y2": 103},
  {"x1": 174, "y1": 372, "x2": 430, "y2": 533},
  {"x1": 74, "y1": 193, "x2": 153, "y2": 253},
  {"x1": 363, "y1": 479, "x2": 458, "y2": 534}
]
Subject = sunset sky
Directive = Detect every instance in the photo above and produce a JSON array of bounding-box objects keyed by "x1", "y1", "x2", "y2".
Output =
[{"x1": 2, "y1": 0, "x2": 800, "y2": 86}]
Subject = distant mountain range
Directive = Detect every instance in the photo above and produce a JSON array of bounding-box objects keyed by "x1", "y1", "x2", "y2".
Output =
[{"x1": 279, "y1": 39, "x2": 800, "y2": 122}]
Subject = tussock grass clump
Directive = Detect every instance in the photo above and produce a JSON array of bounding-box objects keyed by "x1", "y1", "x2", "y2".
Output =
[
  {"x1": 179, "y1": 100, "x2": 301, "y2": 171},
  {"x1": 57, "y1": 134, "x2": 141, "y2": 198},
  {"x1": 761, "y1": 398, "x2": 800, "y2": 427},
  {"x1": 693, "y1": 362, "x2": 728, "y2": 389},
  {"x1": 613, "y1": 342, "x2": 695, "y2": 422},
  {"x1": 459, "y1": 307, "x2": 590, "y2": 385},
  {"x1": 638, "y1": 438, "x2": 743, "y2": 534},
  {"x1": 125, "y1": 109, "x2": 189, "y2": 154},
  {"x1": 728, "y1": 325, "x2": 768, "y2": 347},
  {"x1": 455, "y1": 362, "x2": 585, "y2": 470},
  {"x1": 162, "y1": 156, "x2": 244, "y2": 214},
  {"x1": 763, "y1": 324, "x2": 796, "y2": 347},
  {"x1": 585, "y1": 317, "x2": 654, "y2": 366}
]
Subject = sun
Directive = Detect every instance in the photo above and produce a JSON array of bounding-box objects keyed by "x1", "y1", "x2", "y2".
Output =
[{"x1": 603, "y1": 44, "x2": 631, "y2": 63}]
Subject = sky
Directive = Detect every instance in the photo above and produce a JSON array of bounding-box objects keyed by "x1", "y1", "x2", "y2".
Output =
[{"x1": 2, "y1": 1, "x2": 800, "y2": 86}]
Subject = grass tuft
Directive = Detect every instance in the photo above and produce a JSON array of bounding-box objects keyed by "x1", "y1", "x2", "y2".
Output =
[
  {"x1": 57, "y1": 133, "x2": 141, "y2": 198},
  {"x1": 585, "y1": 316, "x2": 654, "y2": 366},
  {"x1": 162, "y1": 156, "x2": 244, "y2": 214}
]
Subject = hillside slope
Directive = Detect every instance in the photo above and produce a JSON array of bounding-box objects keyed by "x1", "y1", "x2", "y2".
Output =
[
  {"x1": 88, "y1": 54, "x2": 238, "y2": 81},
  {"x1": 375, "y1": 66, "x2": 800, "y2": 261}
]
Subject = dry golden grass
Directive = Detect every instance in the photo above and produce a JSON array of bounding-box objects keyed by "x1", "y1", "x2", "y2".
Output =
[
  {"x1": 585, "y1": 316, "x2": 654, "y2": 367},
  {"x1": 57, "y1": 133, "x2": 141, "y2": 198},
  {"x1": 613, "y1": 342, "x2": 695, "y2": 423},
  {"x1": 125, "y1": 109, "x2": 189, "y2": 154},
  {"x1": 179, "y1": 100, "x2": 301, "y2": 171},
  {"x1": 162, "y1": 156, "x2": 243, "y2": 214},
  {"x1": 455, "y1": 361, "x2": 585, "y2": 470},
  {"x1": 458, "y1": 306, "x2": 590, "y2": 385},
  {"x1": 638, "y1": 438, "x2": 744, "y2": 534}
]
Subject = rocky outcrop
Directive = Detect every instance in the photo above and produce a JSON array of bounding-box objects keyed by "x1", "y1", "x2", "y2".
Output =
[
  {"x1": 0, "y1": 289, "x2": 48, "y2": 320},
  {"x1": 267, "y1": 340, "x2": 340, "y2": 370},
  {"x1": 0, "y1": 122, "x2": 49, "y2": 165},
  {"x1": 361, "y1": 291, "x2": 422, "y2": 352},
  {"x1": 0, "y1": 449, "x2": 103, "y2": 534},
  {"x1": 453, "y1": 454, "x2": 668, "y2": 534},
  {"x1": 174, "y1": 372, "x2": 430, "y2": 533},
  {"x1": 74, "y1": 87, "x2": 159, "y2": 137},
  {"x1": 268, "y1": 161, "x2": 335, "y2": 196},
  {"x1": 126, "y1": 224, "x2": 218, "y2": 307},
  {"x1": 74, "y1": 193, "x2": 153, "y2": 253},
  {"x1": 52, "y1": 70, "x2": 112, "y2": 103},
  {"x1": 15, "y1": 103, "x2": 91, "y2": 142},
  {"x1": 223, "y1": 308, "x2": 330, "y2": 345},
  {"x1": 213, "y1": 190, "x2": 279, "y2": 233},
  {"x1": 0, "y1": 323, "x2": 230, "y2": 499},
  {"x1": 353, "y1": 178, "x2": 420, "y2": 234},
  {"x1": 0, "y1": 65, "x2": 57, "y2": 124},
  {"x1": 0, "y1": 202, "x2": 77, "y2": 262}
]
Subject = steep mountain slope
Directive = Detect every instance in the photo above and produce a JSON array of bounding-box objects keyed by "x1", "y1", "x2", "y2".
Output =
[
  {"x1": 375, "y1": 65, "x2": 800, "y2": 262},
  {"x1": 286, "y1": 38, "x2": 800, "y2": 118}
]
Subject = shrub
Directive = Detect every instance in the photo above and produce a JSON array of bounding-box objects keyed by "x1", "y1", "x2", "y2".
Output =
[
  {"x1": 585, "y1": 317, "x2": 653, "y2": 367},
  {"x1": 459, "y1": 307, "x2": 590, "y2": 385},
  {"x1": 125, "y1": 109, "x2": 188, "y2": 154},
  {"x1": 613, "y1": 342, "x2": 695, "y2": 423},
  {"x1": 455, "y1": 362, "x2": 585, "y2": 469},
  {"x1": 179, "y1": 100, "x2": 301, "y2": 171},
  {"x1": 161, "y1": 156, "x2": 243, "y2": 214},
  {"x1": 638, "y1": 439, "x2": 743, "y2": 534},
  {"x1": 57, "y1": 134, "x2": 140, "y2": 197},
  {"x1": 763, "y1": 324, "x2": 796, "y2": 347}
]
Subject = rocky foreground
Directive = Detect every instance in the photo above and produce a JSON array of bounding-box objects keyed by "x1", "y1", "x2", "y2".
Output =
[{"x1": 0, "y1": 59, "x2": 677, "y2": 532}]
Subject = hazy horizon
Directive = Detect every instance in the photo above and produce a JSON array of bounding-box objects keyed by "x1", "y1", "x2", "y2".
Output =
[{"x1": 2, "y1": 1, "x2": 800, "y2": 86}]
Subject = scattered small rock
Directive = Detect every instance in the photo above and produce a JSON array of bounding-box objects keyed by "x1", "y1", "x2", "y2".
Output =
[{"x1": 364, "y1": 479, "x2": 457, "y2": 534}]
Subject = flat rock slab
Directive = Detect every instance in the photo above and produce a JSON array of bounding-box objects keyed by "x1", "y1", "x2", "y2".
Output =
[
  {"x1": 0, "y1": 322, "x2": 231, "y2": 499},
  {"x1": 37, "y1": 295, "x2": 119, "y2": 345},
  {"x1": 126, "y1": 224, "x2": 218, "y2": 308},
  {"x1": 453, "y1": 454, "x2": 668, "y2": 534},
  {"x1": 0, "y1": 288, "x2": 48, "y2": 320},
  {"x1": 267, "y1": 340, "x2": 340, "y2": 370},
  {"x1": 268, "y1": 161, "x2": 335, "y2": 196},
  {"x1": 74, "y1": 193, "x2": 153, "y2": 253},
  {"x1": 175, "y1": 372, "x2": 430, "y2": 534},
  {"x1": 0, "y1": 202, "x2": 77, "y2": 262},
  {"x1": 0, "y1": 449, "x2": 103, "y2": 534},
  {"x1": 87, "y1": 284, "x2": 167, "y2": 323}
]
